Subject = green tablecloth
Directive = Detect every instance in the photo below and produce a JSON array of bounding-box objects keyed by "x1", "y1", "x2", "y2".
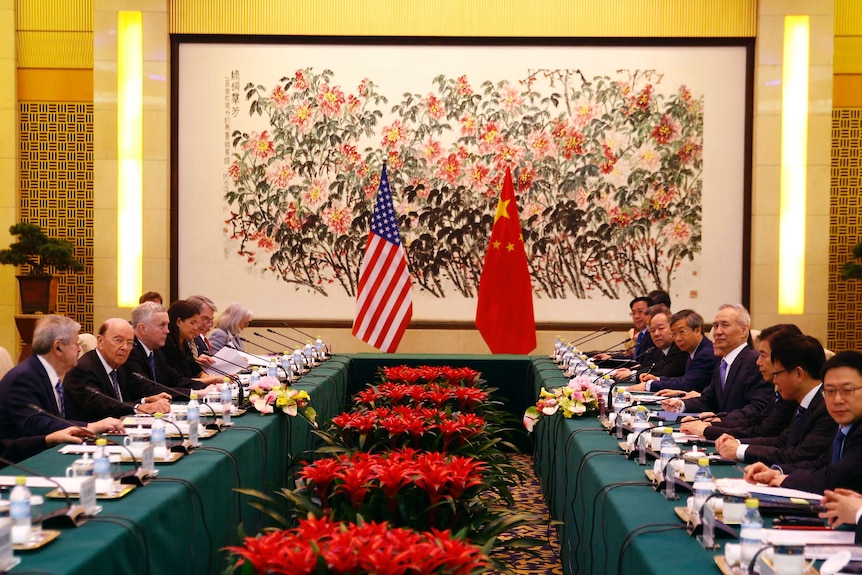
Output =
[
  {"x1": 8, "y1": 355, "x2": 351, "y2": 575},
  {"x1": 530, "y1": 357, "x2": 738, "y2": 575}
]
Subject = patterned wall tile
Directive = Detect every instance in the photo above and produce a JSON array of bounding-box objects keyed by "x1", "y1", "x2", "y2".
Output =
[
  {"x1": 829, "y1": 109, "x2": 862, "y2": 352},
  {"x1": 18, "y1": 102, "x2": 94, "y2": 333}
]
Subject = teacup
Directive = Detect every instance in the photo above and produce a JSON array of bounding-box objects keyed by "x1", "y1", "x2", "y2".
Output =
[
  {"x1": 724, "y1": 543, "x2": 741, "y2": 567},
  {"x1": 682, "y1": 452, "x2": 704, "y2": 481},
  {"x1": 124, "y1": 425, "x2": 150, "y2": 451},
  {"x1": 203, "y1": 391, "x2": 221, "y2": 404},
  {"x1": 65, "y1": 456, "x2": 94, "y2": 477}
]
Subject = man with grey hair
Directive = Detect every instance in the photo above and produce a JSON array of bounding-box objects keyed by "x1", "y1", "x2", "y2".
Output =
[
  {"x1": 121, "y1": 302, "x2": 213, "y2": 397},
  {"x1": 661, "y1": 303, "x2": 772, "y2": 416},
  {"x1": 0, "y1": 315, "x2": 125, "y2": 439}
]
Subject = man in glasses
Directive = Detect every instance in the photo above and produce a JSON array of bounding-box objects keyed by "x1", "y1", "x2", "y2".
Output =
[
  {"x1": 627, "y1": 309, "x2": 718, "y2": 395},
  {"x1": 65, "y1": 318, "x2": 172, "y2": 421},
  {"x1": 745, "y1": 351, "x2": 862, "y2": 493},
  {"x1": 713, "y1": 335, "x2": 834, "y2": 466}
]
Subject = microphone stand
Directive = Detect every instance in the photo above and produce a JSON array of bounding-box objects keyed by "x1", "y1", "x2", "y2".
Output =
[
  {"x1": 265, "y1": 328, "x2": 304, "y2": 347},
  {"x1": 253, "y1": 331, "x2": 296, "y2": 352},
  {"x1": 0, "y1": 455, "x2": 87, "y2": 528},
  {"x1": 568, "y1": 327, "x2": 613, "y2": 347},
  {"x1": 131, "y1": 373, "x2": 221, "y2": 432},
  {"x1": 281, "y1": 322, "x2": 331, "y2": 355},
  {"x1": 238, "y1": 337, "x2": 279, "y2": 356}
]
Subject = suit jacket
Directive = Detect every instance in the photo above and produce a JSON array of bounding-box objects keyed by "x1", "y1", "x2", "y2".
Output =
[
  {"x1": 683, "y1": 348, "x2": 773, "y2": 415},
  {"x1": 0, "y1": 436, "x2": 49, "y2": 465},
  {"x1": 633, "y1": 330, "x2": 653, "y2": 361},
  {"x1": 208, "y1": 328, "x2": 243, "y2": 354},
  {"x1": 162, "y1": 333, "x2": 202, "y2": 378},
  {"x1": 120, "y1": 338, "x2": 203, "y2": 399},
  {"x1": 703, "y1": 392, "x2": 797, "y2": 441},
  {"x1": 0, "y1": 355, "x2": 87, "y2": 438},
  {"x1": 781, "y1": 421, "x2": 862, "y2": 493},
  {"x1": 651, "y1": 337, "x2": 720, "y2": 393},
  {"x1": 194, "y1": 335, "x2": 210, "y2": 356},
  {"x1": 740, "y1": 387, "x2": 837, "y2": 466},
  {"x1": 65, "y1": 349, "x2": 166, "y2": 421},
  {"x1": 644, "y1": 343, "x2": 688, "y2": 379}
]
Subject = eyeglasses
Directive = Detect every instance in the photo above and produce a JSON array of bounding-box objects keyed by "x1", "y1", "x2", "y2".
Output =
[
  {"x1": 771, "y1": 369, "x2": 790, "y2": 378},
  {"x1": 821, "y1": 386, "x2": 862, "y2": 399},
  {"x1": 671, "y1": 328, "x2": 691, "y2": 338},
  {"x1": 110, "y1": 337, "x2": 136, "y2": 348}
]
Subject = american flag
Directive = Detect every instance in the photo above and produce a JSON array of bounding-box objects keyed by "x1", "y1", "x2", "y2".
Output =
[{"x1": 352, "y1": 165, "x2": 413, "y2": 352}]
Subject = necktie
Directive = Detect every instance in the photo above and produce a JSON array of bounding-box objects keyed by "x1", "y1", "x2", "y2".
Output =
[
  {"x1": 109, "y1": 369, "x2": 122, "y2": 401},
  {"x1": 794, "y1": 406, "x2": 806, "y2": 423},
  {"x1": 635, "y1": 331, "x2": 643, "y2": 357},
  {"x1": 832, "y1": 430, "x2": 847, "y2": 464},
  {"x1": 719, "y1": 359, "x2": 728, "y2": 389},
  {"x1": 148, "y1": 352, "x2": 156, "y2": 379},
  {"x1": 56, "y1": 379, "x2": 66, "y2": 417},
  {"x1": 204, "y1": 336, "x2": 212, "y2": 354}
]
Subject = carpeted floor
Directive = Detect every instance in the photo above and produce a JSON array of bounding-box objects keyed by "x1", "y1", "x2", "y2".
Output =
[{"x1": 488, "y1": 454, "x2": 563, "y2": 574}]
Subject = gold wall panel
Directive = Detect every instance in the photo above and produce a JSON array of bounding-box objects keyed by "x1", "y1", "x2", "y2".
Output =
[
  {"x1": 18, "y1": 102, "x2": 94, "y2": 334},
  {"x1": 17, "y1": 31, "x2": 94, "y2": 69},
  {"x1": 835, "y1": 37, "x2": 862, "y2": 75},
  {"x1": 17, "y1": 69, "x2": 94, "y2": 101},
  {"x1": 17, "y1": 0, "x2": 94, "y2": 32},
  {"x1": 834, "y1": 75, "x2": 862, "y2": 108},
  {"x1": 170, "y1": 0, "x2": 756, "y2": 37},
  {"x1": 829, "y1": 109, "x2": 862, "y2": 353},
  {"x1": 835, "y1": 0, "x2": 862, "y2": 37}
]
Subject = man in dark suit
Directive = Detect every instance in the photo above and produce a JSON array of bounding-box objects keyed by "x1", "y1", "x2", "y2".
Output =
[
  {"x1": 65, "y1": 318, "x2": 172, "y2": 421},
  {"x1": 746, "y1": 351, "x2": 862, "y2": 493},
  {"x1": 714, "y1": 335, "x2": 834, "y2": 465},
  {"x1": 638, "y1": 306, "x2": 687, "y2": 377},
  {"x1": 698, "y1": 324, "x2": 803, "y2": 440},
  {"x1": 663, "y1": 303, "x2": 773, "y2": 417},
  {"x1": 629, "y1": 309, "x2": 719, "y2": 394},
  {"x1": 120, "y1": 302, "x2": 213, "y2": 397},
  {"x1": 186, "y1": 295, "x2": 217, "y2": 357},
  {"x1": 0, "y1": 315, "x2": 124, "y2": 439},
  {"x1": 608, "y1": 301, "x2": 665, "y2": 381}
]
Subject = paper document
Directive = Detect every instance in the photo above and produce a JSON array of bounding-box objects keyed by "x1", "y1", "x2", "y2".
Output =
[
  {"x1": 763, "y1": 528, "x2": 855, "y2": 547},
  {"x1": 204, "y1": 346, "x2": 250, "y2": 375},
  {"x1": 716, "y1": 478, "x2": 822, "y2": 501},
  {"x1": 59, "y1": 445, "x2": 126, "y2": 455},
  {"x1": 234, "y1": 349, "x2": 269, "y2": 368}
]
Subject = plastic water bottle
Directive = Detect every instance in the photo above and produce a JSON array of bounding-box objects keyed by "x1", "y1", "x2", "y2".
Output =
[
  {"x1": 612, "y1": 387, "x2": 627, "y2": 413},
  {"x1": 10, "y1": 476, "x2": 31, "y2": 544},
  {"x1": 659, "y1": 428, "x2": 678, "y2": 479},
  {"x1": 281, "y1": 352, "x2": 291, "y2": 377},
  {"x1": 250, "y1": 366, "x2": 260, "y2": 386},
  {"x1": 691, "y1": 457, "x2": 716, "y2": 514},
  {"x1": 314, "y1": 337, "x2": 325, "y2": 359},
  {"x1": 220, "y1": 379, "x2": 232, "y2": 426},
  {"x1": 292, "y1": 347, "x2": 304, "y2": 372},
  {"x1": 151, "y1": 412, "x2": 167, "y2": 459},
  {"x1": 554, "y1": 335, "x2": 563, "y2": 359},
  {"x1": 93, "y1": 437, "x2": 112, "y2": 494},
  {"x1": 740, "y1": 498, "x2": 764, "y2": 565},
  {"x1": 187, "y1": 393, "x2": 200, "y2": 446},
  {"x1": 267, "y1": 357, "x2": 278, "y2": 378},
  {"x1": 303, "y1": 342, "x2": 315, "y2": 366},
  {"x1": 586, "y1": 362, "x2": 599, "y2": 382}
]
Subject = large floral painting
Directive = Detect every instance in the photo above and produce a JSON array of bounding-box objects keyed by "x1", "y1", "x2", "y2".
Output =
[{"x1": 176, "y1": 42, "x2": 748, "y2": 323}]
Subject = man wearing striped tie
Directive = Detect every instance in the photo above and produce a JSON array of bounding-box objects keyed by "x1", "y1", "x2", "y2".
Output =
[
  {"x1": 0, "y1": 315, "x2": 125, "y2": 440},
  {"x1": 745, "y1": 351, "x2": 862, "y2": 493}
]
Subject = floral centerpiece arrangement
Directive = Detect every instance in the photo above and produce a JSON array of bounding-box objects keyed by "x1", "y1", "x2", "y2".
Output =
[
  {"x1": 523, "y1": 376, "x2": 601, "y2": 433},
  {"x1": 226, "y1": 516, "x2": 489, "y2": 575},
  {"x1": 228, "y1": 365, "x2": 543, "y2": 574},
  {"x1": 247, "y1": 375, "x2": 316, "y2": 424}
]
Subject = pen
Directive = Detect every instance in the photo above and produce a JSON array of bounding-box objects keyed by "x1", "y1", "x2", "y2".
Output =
[{"x1": 771, "y1": 525, "x2": 831, "y2": 531}]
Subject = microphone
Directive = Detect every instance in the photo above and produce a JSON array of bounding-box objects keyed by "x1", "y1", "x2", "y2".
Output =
[
  {"x1": 0, "y1": 455, "x2": 87, "y2": 528},
  {"x1": 200, "y1": 352, "x2": 249, "y2": 373},
  {"x1": 635, "y1": 346, "x2": 657, "y2": 363},
  {"x1": 239, "y1": 336, "x2": 279, "y2": 356},
  {"x1": 591, "y1": 338, "x2": 634, "y2": 358},
  {"x1": 26, "y1": 404, "x2": 96, "y2": 440},
  {"x1": 83, "y1": 394, "x2": 190, "y2": 456},
  {"x1": 253, "y1": 331, "x2": 297, "y2": 352},
  {"x1": 281, "y1": 322, "x2": 331, "y2": 355},
  {"x1": 227, "y1": 341, "x2": 272, "y2": 365},
  {"x1": 130, "y1": 373, "x2": 221, "y2": 431},
  {"x1": 569, "y1": 327, "x2": 614, "y2": 347},
  {"x1": 265, "y1": 328, "x2": 304, "y2": 347},
  {"x1": 198, "y1": 356, "x2": 246, "y2": 409}
]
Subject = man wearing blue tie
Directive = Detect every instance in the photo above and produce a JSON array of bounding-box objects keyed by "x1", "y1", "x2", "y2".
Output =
[
  {"x1": 0, "y1": 315, "x2": 125, "y2": 439},
  {"x1": 745, "y1": 351, "x2": 862, "y2": 493}
]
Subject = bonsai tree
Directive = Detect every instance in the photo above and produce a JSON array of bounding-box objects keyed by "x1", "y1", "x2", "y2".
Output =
[
  {"x1": 0, "y1": 222, "x2": 84, "y2": 276},
  {"x1": 842, "y1": 240, "x2": 862, "y2": 280}
]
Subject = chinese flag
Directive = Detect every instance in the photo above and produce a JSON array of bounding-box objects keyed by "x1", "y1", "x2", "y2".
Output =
[{"x1": 475, "y1": 168, "x2": 536, "y2": 354}]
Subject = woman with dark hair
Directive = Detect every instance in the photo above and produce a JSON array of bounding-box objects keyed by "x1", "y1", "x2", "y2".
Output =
[{"x1": 163, "y1": 300, "x2": 222, "y2": 384}]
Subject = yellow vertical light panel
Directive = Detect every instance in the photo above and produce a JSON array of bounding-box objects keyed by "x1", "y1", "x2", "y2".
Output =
[
  {"x1": 117, "y1": 11, "x2": 143, "y2": 307},
  {"x1": 778, "y1": 16, "x2": 809, "y2": 315}
]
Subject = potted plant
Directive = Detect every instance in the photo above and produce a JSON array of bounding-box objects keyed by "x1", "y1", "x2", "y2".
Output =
[
  {"x1": 841, "y1": 240, "x2": 862, "y2": 280},
  {"x1": 0, "y1": 222, "x2": 84, "y2": 313}
]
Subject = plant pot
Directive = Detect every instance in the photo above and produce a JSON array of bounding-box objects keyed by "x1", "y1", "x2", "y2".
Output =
[{"x1": 17, "y1": 275, "x2": 58, "y2": 314}]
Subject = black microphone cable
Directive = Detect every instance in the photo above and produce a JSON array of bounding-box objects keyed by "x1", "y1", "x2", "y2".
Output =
[
  {"x1": 151, "y1": 476, "x2": 213, "y2": 574},
  {"x1": 616, "y1": 523, "x2": 687, "y2": 575},
  {"x1": 88, "y1": 514, "x2": 150, "y2": 575},
  {"x1": 197, "y1": 445, "x2": 242, "y2": 529},
  {"x1": 593, "y1": 481, "x2": 653, "y2": 575}
]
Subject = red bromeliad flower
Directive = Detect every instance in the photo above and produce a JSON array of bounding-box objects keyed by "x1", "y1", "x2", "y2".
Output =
[
  {"x1": 334, "y1": 466, "x2": 372, "y2": 507},
  {"x1": 299, "y1": 458, "x2": 343, "y2": 503}
]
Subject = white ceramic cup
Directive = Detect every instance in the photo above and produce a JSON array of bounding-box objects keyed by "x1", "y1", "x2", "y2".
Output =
[{"x1": 65, "y1": 457, "x2": 94, "y2": 477}]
